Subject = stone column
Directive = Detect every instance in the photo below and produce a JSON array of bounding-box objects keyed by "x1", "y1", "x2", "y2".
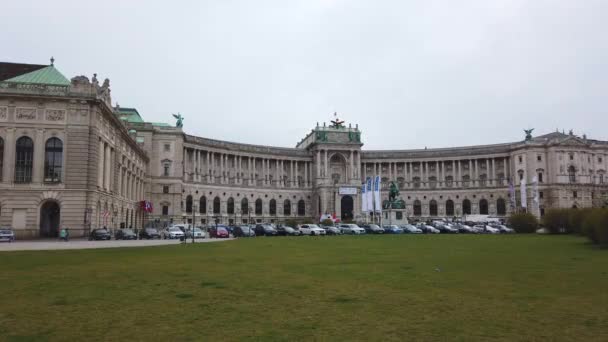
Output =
[
  {"x1": 33, "y1": 129, "x2": 44, "y2": 183},
  {"x1": 117, "y1": 167, "x2": 123, "y2": 196},
  {"x1": 350, "y1": 150, "x2": 354, "y2": 179},
  {"x1": 324, "y1": 150, "x2": 328, "y2": 178},
  {"x1": 104, "y1": 144, "x2": 111, "y2": 191},
  {"x1": 98, "y1": 140, "x2": 104, "y2": 187},
  {"x1": 458, "y1": 160, "x2": 462, "y2": 185},
  {"x1": 441, "y1": 161, "x2": 445, "y2": 187},
  {"x1": 316, "y1": 151, "x2": 321, "y2": 177},
  {"x1": 2, "y1": 128, "x2": 14, "y2": 183},
  {"x1": 503, "y1": 157, "x2": 508, "y2": 185},
  {"x1": 304, "y1": 161, "x2": 308, "y2": 187}
]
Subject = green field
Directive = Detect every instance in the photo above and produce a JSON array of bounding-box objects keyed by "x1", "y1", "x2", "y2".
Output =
[{"x1": 1, "y1": 235, "x2": 607, "y2": 341}]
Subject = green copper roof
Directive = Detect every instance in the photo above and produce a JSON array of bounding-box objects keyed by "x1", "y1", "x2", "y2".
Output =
[
  {"x1": 4, "y1": 65, "x2": 70, "y2": 86},
  {"x1": 117, "y1": 107, "x2": 145, "y2": 123}
]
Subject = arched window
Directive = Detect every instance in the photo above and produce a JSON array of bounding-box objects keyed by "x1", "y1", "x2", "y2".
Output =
[
  {"x1": 213, "y1": 197, "x2": 220, "y2": 214},
  {"x1": 199, "y1": 196, "x2": 207, "y2": 214},
  {"x1": 241, "y1": 198, "x2": 248, "y2": 214},
  {"x1": 413, "y1": 200, "x2": 422, "y2": 216},
  {"x1": 463, "y1": 199, "x2": 471, "y2": 215},
  {"x1": 0, "y1": 137, "x2": 3, "y2": 181},
  {"x1": 44, "y1": 138, "x2": 63, "y2": 183},
  {"x1": 445, "y1": 175, "x2": 453, "y2": 187},
  {"x1": 479, "y1": 198, "x2": 488, "y2": 215},
  {"x1": 15, "y1": 136, "x2": 34, "y2": 183},
  {"x1": 297, "y1": 200, "x2": 306, "y2": 216},
  {"x1": 283, "y1": 199, "x2": 291, "y2": 216},
  {"x1": 445, "y1": 199, "x2": 454, "y2": 216},
  {"x1": 568, "y1": 166, "x2": 576, "y2": 183},
  {"x1": 185, "y1": 195, "x2": 193, "y2": 213},
  {"x1": 496, "y1": 198, "x2": 506, "y2": 216},
  {"x1": 269, "y1": 199, "x2": 276, "y2": 216},
  {"x1": 429, "y1": 200, "x2": 438, "y2": 216},
  {"x1": 255, "y1": 199, "x2": 262, "y2": 215},
  {"x1": 227, "y1": 197, "x2": 234, "y2": 214}
]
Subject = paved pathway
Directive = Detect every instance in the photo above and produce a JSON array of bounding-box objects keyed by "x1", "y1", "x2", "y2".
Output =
[{"x1": 0, "y1": 238, "x2": 233, "y2": 252}]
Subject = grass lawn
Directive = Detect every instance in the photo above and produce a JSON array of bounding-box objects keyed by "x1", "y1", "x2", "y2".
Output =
[{"x1": 1, "y1": 235, "x2": 607, "y2": 341}]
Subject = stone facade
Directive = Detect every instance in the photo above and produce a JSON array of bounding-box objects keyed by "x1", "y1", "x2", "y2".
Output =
[{"x1": 1, "y1": 62, "x2": 607, "y2": 238}]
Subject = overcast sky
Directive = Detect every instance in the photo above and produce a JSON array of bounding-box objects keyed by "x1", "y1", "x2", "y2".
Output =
[{"x1": 2, "y1": 0, "x2": 607, "y2": 149}]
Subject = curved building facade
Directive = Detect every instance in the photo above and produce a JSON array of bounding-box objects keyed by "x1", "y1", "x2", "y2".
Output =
[{"x1": 1, "y1": 61, "x2": 607, "y2": 237}]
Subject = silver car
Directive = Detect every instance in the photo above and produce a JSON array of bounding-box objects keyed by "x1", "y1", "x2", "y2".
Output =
[{"x1": 0, "y1": 228, "x2": 15, "y2": 242}]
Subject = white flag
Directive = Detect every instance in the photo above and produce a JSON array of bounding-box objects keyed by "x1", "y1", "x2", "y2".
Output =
[
  {"x1": 361, "y1": 183, "x2": 367, "y2": 213},
  {"x1": 374, "y1": 175, "x2": 382, "y2": 213},
  {"x1": 532, "y1": 176, "x2": 539, "y2": 205},
  {"x1": 366, "y1": 177, "x2": 373, "y2": 212},
  {"x1": 520, "y1": 177, "x2": 527, "y2": 208}
]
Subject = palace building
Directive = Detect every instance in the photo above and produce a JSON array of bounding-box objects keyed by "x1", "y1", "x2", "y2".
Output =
[{"x1": 1, "y1": 60, "x2": 607, "y2": 238}]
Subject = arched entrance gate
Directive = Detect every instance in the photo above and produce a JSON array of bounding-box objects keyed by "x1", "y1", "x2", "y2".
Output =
[
  {"x1": 341, "y1": 195, "x2": 353, "y2": 221},
  {"x1": 40, "y1": 201, "x2": 60, "y2": 238}
]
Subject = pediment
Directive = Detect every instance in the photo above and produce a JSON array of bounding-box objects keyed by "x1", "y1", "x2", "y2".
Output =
[{"x1": 554, "y1": 136, "x2": 589, "y2": 147}]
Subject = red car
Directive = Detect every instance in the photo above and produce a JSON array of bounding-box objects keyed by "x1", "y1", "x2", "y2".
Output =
[{"x1": 210, "y1": 226, "x2": 230, "y2": 238}]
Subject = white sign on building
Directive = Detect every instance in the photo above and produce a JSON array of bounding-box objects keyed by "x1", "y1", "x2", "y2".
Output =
[{"x1": 339, "y1": 187, "x2": 358, "y2": 195}]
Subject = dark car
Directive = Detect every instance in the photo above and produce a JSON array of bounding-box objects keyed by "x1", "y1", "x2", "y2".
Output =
[
  {"x1": 89, "y1": 228, "x2": 112, "y2": 241},
  {"x1": 276, "y1": 226, "x2": 300, "y2": 236},
  {"x1": 115, "y1": 228, "x2": 137, "y2": 240},
  {"x1": 209, "y1": 226, "x2": 230, "y2": 238},
  {"x1": 0, "y1": 228, "x2": 15, "y2": 242},
  {"x1": 254, "y1": 224, "x2": 278, "y2": 236},
  {"x1": 140, "y1": 228, "x2": 161, "y2": 239},
  {"x1": 361, "y1": 224, "x2": 385, "y2": 234},
  {"x1": 234, "y1": 225, "x2": 255, "y2": 237}
]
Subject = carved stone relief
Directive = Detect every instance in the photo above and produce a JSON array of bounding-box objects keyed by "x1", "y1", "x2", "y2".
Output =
[
  {"x1": 45, "y1": 109, "x2": 65, "y2": 122},
  {"x1": 15, "y1": 107, "x2": 37, "y2": 121},
  {"x1": 0, "y1": 106, "x2": 7, "y2": 121}
]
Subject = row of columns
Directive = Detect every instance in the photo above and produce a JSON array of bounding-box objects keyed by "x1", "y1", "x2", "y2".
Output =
[
  {"x1": 184, "y1": 148, "x2": 313, "y2": 188},
  {"x1": 314, "y1": 149, "x2": 361, "y2": 179},
  {"x1": 98, "y1": 139, "x2": 145, "y2": 201},
  {"x1": 361, "y1": 157, "x2": 510, "y2": 187}
]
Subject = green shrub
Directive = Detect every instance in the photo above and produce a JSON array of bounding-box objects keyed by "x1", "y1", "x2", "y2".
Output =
[
  {"x1": 285, "y1": 219, "x2": 299, "y2": 228},
  {"x1": 321, "y1": 219, "x2": 334, "y2": 226},
  {"x1": 542, "y1": 209, "x2": 570, "y2": 234},
  {"x1": 508, "y1": 212, "x2": 539, "y2": 233},
  {"x1": 582, "y1": 209, "x2": 608, "y2": 246},
  {"x1": 568, "y1": 208, "x2": 591, "y2": 235}
]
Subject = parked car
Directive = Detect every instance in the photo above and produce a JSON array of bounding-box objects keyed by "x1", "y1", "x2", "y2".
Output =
[
  {"x1": 115, "y1": 228, "x2": 137, "y2": 240},
  {"x1": 339, "y1": 224, "x2": 366, "y2": 235},
  {"x1": 401, "y1": 224, "x2": 423, "y2": 234},
  {"x1": 276, "y1": 226, "x2": 301, "y2": 236},
  {"x1": 140, "y1": 228, "x2": 161, "y2": 239},
  {"x1": 234, "y1": 225, "x2": 256, "y2": 237},
  {"x1": 490, "y1": 223, "x2": 515, "y2": 234},
  {"x1": 361, "y1": 224, "x2": 385, "y2": 234},
  {"x1": 484, "y1": 225, "x2": 501, "y2": 234},
  {"x1": 186, "y1": 227, "x2": 205, "y2": 239},
  {"x1": 171, "y1": 224, "x2": 190, "y2": 233},
  {"x1": 298, "y1": 224, "x2": 326, "y2": 236},
  {"x1": 254, "y1": 224, "x2": 278, "y2": 236},
  {"x1": 420, "y1": 225, "x2": 440, "y2": 234},
  {"x1": 0, "y1": 228, "x2": 15, "y2": 242},
  {"x1": 210, "y1": 226, "x2": 230, "y2": 238},
  {"x1": 321, "y1": 225, "x2": 342, "y2": 235},
  {"x1": 453, "y1": 224, "x2": 474, "y2": 233},
  {"x1": 163, "y1": 226, "x2": 186, "y2": 239},
  {"x1": 436, "y1": 224, "x2": 458, "y2": 234},
  {"x1": 382, "y1": 225, "x2": 404, "y2": 234},
  {"x1": 89, "y1": 228, "x2": 112, "y2": 241}
]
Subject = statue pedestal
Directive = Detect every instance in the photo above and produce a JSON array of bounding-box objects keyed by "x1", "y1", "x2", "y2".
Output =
[{"x1": 382, "y1": 209, "x2": 408, "y2": 225}]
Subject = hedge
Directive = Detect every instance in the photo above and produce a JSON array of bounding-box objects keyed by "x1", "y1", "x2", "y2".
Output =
[
  {"x1": 508, "y1": 212, "x2": 539, "y2": 233},
  {"x1": 581, "y1": 209, "x2": 608, "y2": 246}
]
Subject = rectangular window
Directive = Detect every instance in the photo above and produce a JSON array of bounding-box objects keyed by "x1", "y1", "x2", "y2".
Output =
[
  {"x1": 570, "y1": 154, "x2": 574, "y2": 161},
  {"x1": 600, "y1": 174, "x2": 604, "y2": 184},
  {"x1": 164, "y1": 144, "x2": 170, "y2": 152},
  {"x1": 163, "y1": 185, "x2": 169, "y2": 193},
  {"x1": 537, "y1": 155, "x2": 542, "y2": 162},
  {"x1": 518, "y1": 156, "x2": 523, "y2": 163},
  {"x1": 163, "y1": 164, "x2": 170, "y2": 177},
  {"x1": 539, "y1": 191, "x2": 544, "y2": 199},
  {"x1": 538, "y1": 173, "x2": 543, "y2": 183},
  {"x1": 396, "y1": 211, "x2": 403, "y2": 220},
  {"x1": 162, "y1": 205, "x2": 169, "y2": 216},
  {"x1": 573, "y1": 191, "x2": 577, "y2": 198},
  {"x1": 599, "y1": 157, "x2": 603, "y2": 163}
]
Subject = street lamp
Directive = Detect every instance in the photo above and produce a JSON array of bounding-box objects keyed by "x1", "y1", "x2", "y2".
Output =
[{"x1": 192, "y1": 203, "x2": 196, "y2": 244}]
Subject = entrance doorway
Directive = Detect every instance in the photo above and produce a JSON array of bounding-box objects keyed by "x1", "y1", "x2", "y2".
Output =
[
  {"x1": 40, "y1": 201, "x2": 60, "y2": 238},
  {"x1": 341, "y1": 195, "x2": 353, "y2": 222}
]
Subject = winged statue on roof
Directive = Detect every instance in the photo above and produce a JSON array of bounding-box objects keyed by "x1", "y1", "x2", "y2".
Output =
[
  {"x1": 173, "y1": 113, "x2": 184, "y2": 128},
  {"x1": 330, "y1": 112, "x2": 345, "y2": 128}
]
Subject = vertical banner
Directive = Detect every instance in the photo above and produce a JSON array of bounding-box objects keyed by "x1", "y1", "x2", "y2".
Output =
[
  {"x1": 361, "y1": 183, "x2": 367, "y2": 213},
  {"x1": 508, "y1": 178, "x2": 516, "y2": 210},
  {"x1": 532, "y1": 175, "x2": 539, "y2": 208},
  {"x1": 520, "y1": 177, "x2": 527, "y2": 209},
  {"x1": 366, "y1": 177, "x2": 373, "y2": 213},
  {"x1": 374, "y1": 175, "x2": 382, "y2": 213}
]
